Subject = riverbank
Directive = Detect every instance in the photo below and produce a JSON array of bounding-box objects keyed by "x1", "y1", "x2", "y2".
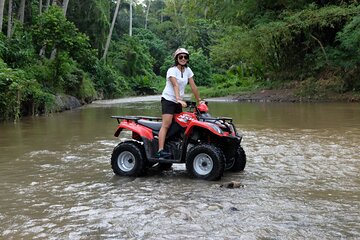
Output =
[
  {"x1": 207, "y1": 89, "x2": 360, "y2": 103},
  {"x1": 90, "y1": 89, "x2": 360, "y2": 106}
]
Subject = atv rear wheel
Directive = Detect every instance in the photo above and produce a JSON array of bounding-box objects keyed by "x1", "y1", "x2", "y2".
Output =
[
  {"x1": 186, "y1": 144, "x2": 225, "y2": 181},
  {"x1": 225, "y1": 145, "x2": 246, "y2": 172},
  {"x1": 111, "y1": 141, "x2": 146, "y2": 177}
]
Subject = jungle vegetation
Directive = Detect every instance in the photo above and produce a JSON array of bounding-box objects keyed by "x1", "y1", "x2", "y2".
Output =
[{"x1": 0, "y1": 0, "x2": 359, "y2": 120}]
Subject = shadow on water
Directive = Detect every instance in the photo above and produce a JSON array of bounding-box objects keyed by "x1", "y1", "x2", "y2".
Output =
[{"x1": 0, "y1": 98, "x2": 359, "y2": 239}]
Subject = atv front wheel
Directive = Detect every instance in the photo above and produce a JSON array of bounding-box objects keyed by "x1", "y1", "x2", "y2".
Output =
[
  {"x1": 186, "y1": 144, "x2": 225, "y2": 181},
  {"x1": 225, "y1": 145, "x2": 246, "y2": 172},
  {"x1": 111, "y1": 141, "x2": 146, "y2": 177}
]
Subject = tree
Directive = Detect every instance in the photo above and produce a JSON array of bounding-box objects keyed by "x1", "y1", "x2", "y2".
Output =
[
  {"x1": 66, "y1": 0, "x2": 110, "y2": 58},
  {"x1": 103, "y1": 0, "x2": 121, "y2": 60},
  {"x1": 45, "y1": 0, "x2": 50, "y2": 10},
  {"x1": 62, "y1": 0, "x2": 69, "y2": 16},
  {"x1": 18, "y1": 0, "x2": 26, "y2": 24},
  {"x1": 7, "y1": 0, "x2": 13, "y2": 38},
  {"x1": 0, "y1": 0, "x2": 5, "y2": 31},
  {"x1": 39, "y1": 0, "x2": 43, "y2": 14},
  {"x1": 129, "y1": 0, "x2": 133, "y2": 36},
  {"x1": 144, "y1": 0, "x2": 151, "y2": 29}
]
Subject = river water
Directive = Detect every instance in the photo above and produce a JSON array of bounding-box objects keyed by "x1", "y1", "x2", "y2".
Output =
[{"x1": 0, "y1": 96, "x2": 359, "y2": 239}]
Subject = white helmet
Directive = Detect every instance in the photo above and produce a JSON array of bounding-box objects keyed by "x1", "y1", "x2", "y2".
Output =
[{"x1": 173, "y1": 48, "x2": 189, "y2": 59}]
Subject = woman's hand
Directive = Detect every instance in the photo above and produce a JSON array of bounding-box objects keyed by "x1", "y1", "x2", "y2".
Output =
[{"x1": 177, "y1": 100, "x2": 187, "y2": 108}]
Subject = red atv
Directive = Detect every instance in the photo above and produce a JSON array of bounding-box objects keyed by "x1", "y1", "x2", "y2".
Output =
[{"x1": 110, "y1": 101, "x2": 246, "y2": 181}]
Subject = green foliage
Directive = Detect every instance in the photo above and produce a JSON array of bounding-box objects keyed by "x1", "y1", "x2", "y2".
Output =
[
  {"x1": 130, "y1": 75, "x2": 157, "y2": 96},
  {"x1": 210, "y1": 26, "x2": 265, "y2": 81},
  {"x1": 79, "y1": 73, "x2": 97, "y2": 103},
  {"x1": 332, "y1": 14, "x2": 360, "y2": 90},
  {"x1": 186, "y1": 48, "x2": 212, "y2": 86},
  {"x1": 32, "y1": 6, "x2": 92, "y2": 62},
  {"x1": 183, "y1": 19, "x2": 217, "y2": 57},
  {"x1": 107, "y1": 35, "x2": 159, "y2": 95},
  {"x1": 30, "y1": 7, "x2": 97, "y2": 99},
  {"x1": 25, "y1": 60, "x2": 54, "y2": 92},
  {"x1": 92, "y1": 60, "x2": 128, "y2": 99},
  {"x1": 108, "y1": 35, "x2": 154, "y2": 77},
  {"x1": 53, "y1": 52, "x2": 79, "y2": 93},
  {"x1": 150, "y1": 20, "x2": 183, "y2": 50},
  {"x1": 2, "y1": 26, "x2": 36, "y2": 68},
  {"x1": 199, "y1": 73, "x2": 258, "y2": 98},
  {"x1": 210, "y1": 3, "x2": 360, "y2": 88},
  {"x1": 0, "y1": 59, "x2": 54, "y2": 120},
  {"x1": 133, "y1": 28, "x2": 167, "y2": 75},
  {"x1": 2, "y1": 0, "x2": 360, "y2": 120},
  {"x1": 67, "y1": 0, "x2": 110, "y2": 58}
]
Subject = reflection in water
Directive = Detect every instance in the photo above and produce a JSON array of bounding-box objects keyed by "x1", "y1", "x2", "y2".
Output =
[{"x1": 0, "y1": 100, "x2": 359, "y2": 239}]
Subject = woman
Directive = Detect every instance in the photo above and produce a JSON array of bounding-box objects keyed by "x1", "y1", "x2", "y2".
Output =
[{"x1": 155, "y1": 48, "x2": 202, "y2": 159}]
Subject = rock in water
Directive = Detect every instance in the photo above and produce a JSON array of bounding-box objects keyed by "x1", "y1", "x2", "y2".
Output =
[{"x1": 220, "y1": 181, "x2": 243, "y2": 189}]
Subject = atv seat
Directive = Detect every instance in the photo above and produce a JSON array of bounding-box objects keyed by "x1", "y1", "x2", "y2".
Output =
[{"x1": 138, "y1": 119, "x2": 162, "y2": 131}]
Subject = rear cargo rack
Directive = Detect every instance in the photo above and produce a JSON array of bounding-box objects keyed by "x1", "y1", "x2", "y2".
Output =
[{"x1": 111, "y1": 116, "x2": 162, "y2": 124}]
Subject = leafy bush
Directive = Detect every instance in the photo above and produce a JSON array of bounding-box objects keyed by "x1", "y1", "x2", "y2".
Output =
[
  {"x1": 2, "y1": 27, "x2": 36, "y2": 68},
  {"x1": 79, "y1": 73, "x2": 97, "y2": 103},
  {"x1": 187, "y1": 48, "x2": 212, "y2": 86},
  {"x1": 0, "y1": 59, "x2": 54, "y2": 120},
  {"x1": 92, "y1": 60, "x2": 128, "y2": 99},
  {"x1": 130, "y1": 76, "x2": 157, "y2": 95},
  {"x1": 334, "y1": 14, "x2": 360, "y2": 90},
  {"x1": 108, "y1": 35, "x2": 155, "y2": 77},
  {"x1": 133, "y1": 28, "x2": 167, "y2": 75},
  {"x1": 107, "y1": 35, "x2": 158, "y2": 95},
  {"x1": 32, "y1": 6, "x2": 92, "y2": 60}
]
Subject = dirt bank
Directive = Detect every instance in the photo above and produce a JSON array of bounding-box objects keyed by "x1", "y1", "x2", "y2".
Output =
[{"x1": 208, "y1": 89, "x2": 360, "y2": 103}]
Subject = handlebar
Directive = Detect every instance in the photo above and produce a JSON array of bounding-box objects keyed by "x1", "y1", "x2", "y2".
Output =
[
  {"x1": 185, "y1": 101, "x2": 197, "y2": 108},
  {"x1": 185, "y1": 101, "x2": 208, "y2": 107}
]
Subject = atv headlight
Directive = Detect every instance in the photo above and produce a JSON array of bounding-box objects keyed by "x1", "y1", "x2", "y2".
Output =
[{"x1": 208, "y1": 123, "x2": 223, "y2": 134}]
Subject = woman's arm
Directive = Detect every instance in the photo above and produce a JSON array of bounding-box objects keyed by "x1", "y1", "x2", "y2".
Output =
[{"x1": 188, "y1": 77, "x2": 201, "y2": 102}]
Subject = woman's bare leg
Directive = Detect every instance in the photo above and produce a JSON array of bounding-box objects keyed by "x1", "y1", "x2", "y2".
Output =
[{"x1": 158, "y1": 114, "x2": 173, "y2": 151}]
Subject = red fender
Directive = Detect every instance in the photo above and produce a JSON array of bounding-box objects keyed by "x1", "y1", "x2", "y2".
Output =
[
  {"x1": 114, "y1": 120, "x2": 154, "y2": 140},
  {"x1": 185, "y1": 120, "x2": 227, "y2": 137}
]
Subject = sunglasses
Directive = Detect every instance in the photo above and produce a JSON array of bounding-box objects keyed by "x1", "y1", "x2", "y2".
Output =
[{"x1": 178, "y1": 55, "x2": 189, "y2": 60}]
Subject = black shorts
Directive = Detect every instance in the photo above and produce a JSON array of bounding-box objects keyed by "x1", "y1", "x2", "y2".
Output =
[{"x1": 161, "y1": 97, "x2": 182, "y2": 115}]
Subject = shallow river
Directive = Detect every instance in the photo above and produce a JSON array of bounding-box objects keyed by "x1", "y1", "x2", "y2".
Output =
[{"x1": 0, "y1": 96, "x2": 359, "y2": 239}]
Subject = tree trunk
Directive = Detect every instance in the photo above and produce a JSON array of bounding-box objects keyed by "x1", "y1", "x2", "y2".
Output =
[
  {"x1": 50, "y1": 48, "x2": 57, "y2": 60},
  {"x1": 18, "y1": 0, "x2": 25, "y2": 24},
  {"x1": 39, "y1": 45, "x2": 46, "y2": 57},
  {"x1": 171, "y1": 0, "x2": 180, "y2": 30},
  {"x1": 49, "y1": 0, "x2": 69, "y2": 60},
  {"x1": 7, "y1": 0, "x2": 12, "y2": 38},
  {"x1": 62, "y1": 0, "x2": 69, "y2": 16},
  {"x1": 45, "y1": 0, "x2": 50, "y2": 10},
  {"x1": 39, "y1": 0, "x2": 43, "y2": 14},
  {"x1": 14, "y1": 90, "x2": 21, "y2": 122},
  {"x1": 144, "y1": 0, "x2": 151, "y2": 29},
  {"x1": 103, "y1": 0, "x2": 121, "y2": 60},
  {"x1": 0, "y1": 0, "x2": 5, "y2": 31},
  {"x1": 129, "y1": 0, "x2": 132, "y2": 36}
]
